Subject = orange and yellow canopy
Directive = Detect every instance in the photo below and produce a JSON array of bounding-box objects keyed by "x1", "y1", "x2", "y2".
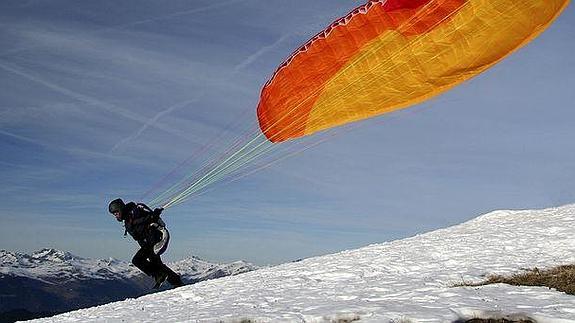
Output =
[{"x1": 257, "y1": 0, "x2": 570, "y2": 142}]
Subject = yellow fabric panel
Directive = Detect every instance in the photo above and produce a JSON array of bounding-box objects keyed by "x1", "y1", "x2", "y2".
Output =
[{"x1": 305, "y1": 0, "x2": 569, "y2": 136}]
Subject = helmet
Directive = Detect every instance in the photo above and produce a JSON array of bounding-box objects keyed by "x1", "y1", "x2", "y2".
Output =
[{"x1": 108, "y1": 198, "x2": 125, "y2": 217}]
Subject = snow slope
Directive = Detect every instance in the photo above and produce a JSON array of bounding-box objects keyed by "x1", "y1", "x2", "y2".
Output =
[{"x1": 30, "y1": 205, "x2": 575, "y2": 322}]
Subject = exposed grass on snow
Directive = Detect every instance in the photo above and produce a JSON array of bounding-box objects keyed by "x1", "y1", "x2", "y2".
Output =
[
  {"x1": 462, "y1": 319, "x2": 535, "y2": 323},
  {"x1": 222, "y1": 318, "x2": 360, "y2": 323},
  {"x1": 456, "y1": 264, "x2": 575, "y2": 295},
  {"x1": 222, "y1": 319, "x2": 256, "y2": 323},
  {"x1": 332, "y1": 316, "x2": 361, "y2": 323}
]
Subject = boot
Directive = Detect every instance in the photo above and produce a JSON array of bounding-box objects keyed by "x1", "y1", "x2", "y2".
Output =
[
  {"x1": 161, "y1": 264, "x2": 184, "y2": 288},
  {"x1": 167, "y1": 273, "x2": 184, "y2": 287},
  {"x1": 152, "y1": 271, "x2": 168, "y2": 289}
]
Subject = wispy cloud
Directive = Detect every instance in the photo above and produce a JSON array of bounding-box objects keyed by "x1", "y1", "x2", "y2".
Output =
[
  {"x1": 0, "y1": 128, "x2": 45, "y2": 147},
  {"x1": 232, "y1": 34, "x2": 291, "y2": 75},
  {"x1": 110, "y1": 99, "x2": 200, "y2": 152},
  {"x1": 111, "y1": 31, "x2": 290, "y2": 151},
  {"x1": 0, "y1": 0, "x2": 249, "y2": 58},
  {"x1": 0, "y1": 61, "x2": 197, "y2": 147},
  {"x1": 99, "y1": 0, "x2": 248, "y2": 33},
  {"x1": 0, "y1": 113, "x2": 164, "y2": 170},
  {"x1": 0, "y1": 61, "x2": 139, "y2": 122}
]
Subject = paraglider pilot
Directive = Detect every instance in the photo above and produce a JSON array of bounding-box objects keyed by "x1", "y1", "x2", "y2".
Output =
[{"x1": 108, "y1": 198, "x2": 183, "y2": 289}]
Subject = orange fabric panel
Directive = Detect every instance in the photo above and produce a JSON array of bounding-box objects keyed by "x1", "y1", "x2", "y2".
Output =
[{"x1": 257, "y1": 0, "x2": 464, "y2": 142}]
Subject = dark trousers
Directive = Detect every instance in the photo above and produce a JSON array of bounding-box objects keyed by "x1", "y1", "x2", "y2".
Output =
[{"x1": 132, "y1": 247, "x2": 182, "y2": 286}]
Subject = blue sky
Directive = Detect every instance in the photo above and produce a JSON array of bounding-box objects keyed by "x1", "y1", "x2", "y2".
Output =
[{"x1": 1, "y1": 0, "x2": 574, "y2": 266}]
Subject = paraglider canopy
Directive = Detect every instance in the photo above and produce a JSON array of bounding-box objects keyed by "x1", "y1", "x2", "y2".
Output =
[{"x1": 257, "y1": 0, "x2": 570, "y2": 142}]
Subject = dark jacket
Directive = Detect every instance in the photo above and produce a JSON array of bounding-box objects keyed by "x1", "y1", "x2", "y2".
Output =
[{"x1": 122, "y1": 202, "x2": 161, "y2": 247}]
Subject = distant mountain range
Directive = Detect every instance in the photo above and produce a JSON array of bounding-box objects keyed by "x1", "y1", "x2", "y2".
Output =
[{"x1": 0, "y1": 248, "x2": 257, "y2": 322}]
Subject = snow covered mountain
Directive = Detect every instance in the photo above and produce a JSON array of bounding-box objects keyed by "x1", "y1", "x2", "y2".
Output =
[
  {"x1": 0, "y1": 248, "x2": 257, "y2": 285},
  {"x1": 0, "y1": 249, "x2": 256, "y2": 322},
  {"x1": 171, "y1": 256, "x2": 258, "y2": 284},
  {"x1": 28, "y1": 204, "x2": 575, "y2": 322},
  {"x1": 0, "y1": 248, "x2": 140, "y2": 283}
]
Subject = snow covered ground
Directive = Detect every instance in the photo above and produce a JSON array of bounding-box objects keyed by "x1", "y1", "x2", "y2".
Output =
[{"x1": 30, "y1": 205, "x2": 575, "y2": 322}]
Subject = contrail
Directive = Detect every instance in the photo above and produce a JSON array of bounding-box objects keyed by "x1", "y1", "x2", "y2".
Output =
[
  {"x1": 232, "y1": 34, "x2": 291, "y2": 75},
  {"x1": 112, "y1": 30, "x2": 286, "y2": 151},
  {"x1": 115, "y1": 29, "x2": 290, "y2": 152},
  {"x1": 99, "y1": 0, "x2": 247, "y2": 33},
  {"x1": 0, "y1": 61, "x2": 194, "y2": 144},
  {"x1": 0, "y1": 128, "x2": 45, "y2": 147},
  {"x1": 0, "y1": 0, "x2": 247, "y2": 58},
  {"x1": 1, "y1": 0, "x2": 251, "y2": 151},
  {"x1": 0, "y1": 122, "x2": 162, "y2": 168},
  {"x1": 100, "y1": 0, "x2": 287, "y2": 151},
  {"x1": 112, "y1": 29, "x2": 282, "y2": 151},
  {"x1": 110, "y1": 98, "x2": 201, "y2": 152}
]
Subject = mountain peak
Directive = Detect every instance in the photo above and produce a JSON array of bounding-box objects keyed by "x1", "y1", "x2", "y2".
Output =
[
  {"x1": 0, "y1": 249, "x2": 19, "y2": 265},
  {"x1": 31, "y1": 248, "x2": 79, "y2": 262}
]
